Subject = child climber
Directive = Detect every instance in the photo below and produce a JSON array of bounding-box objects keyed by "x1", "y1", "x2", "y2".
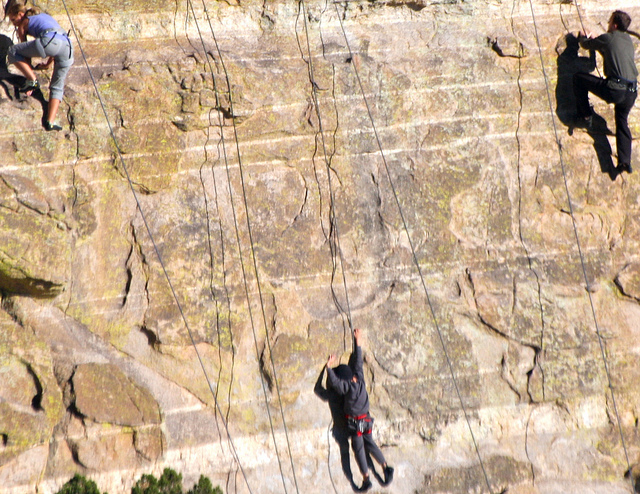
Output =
[{"x1": 6, "y1": 2, "x2": 73, "y2": 131}]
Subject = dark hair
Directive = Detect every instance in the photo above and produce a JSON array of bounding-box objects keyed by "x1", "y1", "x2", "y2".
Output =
[
  {"x1": 611, "y1": 11, "x2": 632, "y2": 32},
  {"x1": 333, "y1": 364, "x2": 353, "y2": 381}
]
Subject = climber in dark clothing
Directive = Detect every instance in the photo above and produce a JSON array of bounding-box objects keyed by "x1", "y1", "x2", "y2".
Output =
[
  {"x1": 325, "y1": 328, "x2": 394, "y2": 492},
  {"x1": 573, "y1": 10, "x2": 638, "y2": 173},
  {"x1": 315, "y1": 364, "x2": 358, "y2": 491}
]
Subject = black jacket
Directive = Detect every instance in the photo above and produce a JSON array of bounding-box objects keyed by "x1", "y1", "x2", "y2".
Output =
[
  {"x1": 326, "y1": 344, "x2": 370, "y2": 417},
  {"x1": 580, "y1": 30, "x2": 638, "y2": 82}
]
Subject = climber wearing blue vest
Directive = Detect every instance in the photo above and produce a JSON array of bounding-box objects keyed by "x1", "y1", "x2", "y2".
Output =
[
  {"x1": 573, "y1": 10, "x2": 638, "y2": 173},
  {"x1": 326, "y1": 328, "x2": 394, "y2": 492},
  {"x1": 6, "y1": 2, "x2": 74, "y2": 131}
]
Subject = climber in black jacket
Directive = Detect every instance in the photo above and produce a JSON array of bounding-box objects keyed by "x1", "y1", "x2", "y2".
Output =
[
  {"x1": 326, "y1": 328, "x2": 394, "y2": 492},
  {"x1": 315, "y1": 363, "x2": 358, "y2": 491}
]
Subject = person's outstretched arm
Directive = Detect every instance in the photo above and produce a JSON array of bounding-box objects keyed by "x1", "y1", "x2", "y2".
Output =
[
  {"x1": 354, "y1": 327, "x2": 362, "y2": 346},
  {"x1": 15, "y1": 16, "x2": 28, "y2": 42},
  {"x1": 578, "y1": 31, "x2": 610, "y2": 51},
  {"x1": 326, "y1": 354, "x2": 349, "y2": 395},
  {"x1": 314, "y1": 366, "x2": 330, "y2": 402},
  {"x1": 352, "y1": 328, "x2": 365, "y2": 382}
]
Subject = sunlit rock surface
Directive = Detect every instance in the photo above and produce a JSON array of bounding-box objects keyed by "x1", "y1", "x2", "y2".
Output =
[{"x1": 1, "y1": 0, "x2": 640, "y2": 493}]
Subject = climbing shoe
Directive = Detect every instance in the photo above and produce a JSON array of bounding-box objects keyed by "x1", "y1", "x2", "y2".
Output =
[
  {"x1": 19, "y1": 79, "x2": 39, "y2": 93},
  {"x1": 358, "y1": 478, "x2": 372, "y2": 492},
  {"x1": 619, "y1": 162, "x2": 633, "y2": 174},
  {"x1": 382, "y1": 466, "x2": 394, "y2": 486},
  {"x1": 44, "y1": 121, "x2": 62, "y2": 131}
]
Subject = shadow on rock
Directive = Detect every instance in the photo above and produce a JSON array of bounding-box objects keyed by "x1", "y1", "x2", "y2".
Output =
[
  {"x1": 314, "y1": 366, "x2": 358, "y2": 491},
  {"x1": 555, "y1": 33, "x2": 618, "y2": 181},
  {"x1": 624, "y1": 466, "x2": 640, "y2": 494},
  {"x1": 0, "y1": 34, "x2": 24, "y2": 99},
  {"x1": 0, "y1": 34, "x2": 48, "y2": 117}
]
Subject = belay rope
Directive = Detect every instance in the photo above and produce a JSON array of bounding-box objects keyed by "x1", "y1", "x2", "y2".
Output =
[
  {"x1": 186, "y1": 0, "x2": 302, "y2": 492},
  {"x1": 333, "y1": 3, "x2": 495, "y2": 493},
  {"x1": 298, "y1": 0, "x2": 355, "y2": 353},
  {"x1": 529, "y1": 1, "x2": 633, "y2": 490}
]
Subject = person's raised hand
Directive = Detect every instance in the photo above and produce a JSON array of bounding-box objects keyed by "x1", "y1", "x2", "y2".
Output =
[{"x1": 354, "y1": 327, "x2": 363, "y2": 342}]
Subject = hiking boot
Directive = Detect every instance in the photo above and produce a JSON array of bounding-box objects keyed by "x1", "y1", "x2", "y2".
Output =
[
  {"x1": 359, "y1": 478, "x2": 372, "y2": 492},
  {"x1": 44, "y1": 121, "x2": 62, "y2": 131},
  {"x1": 19, "y1": 79, "x2": 39, "y2": 93},
  {"x1": 382, "y1": 466, "x2": 394, "y2": 486}
]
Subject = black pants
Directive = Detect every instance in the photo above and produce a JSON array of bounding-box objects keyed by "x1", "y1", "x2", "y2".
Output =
[
  {"x1": 352, "y1": 432, "x2": 386, "y2": 476},
  {"x1": 573, "y1": 72, "x2": 637, "y2": 165}
]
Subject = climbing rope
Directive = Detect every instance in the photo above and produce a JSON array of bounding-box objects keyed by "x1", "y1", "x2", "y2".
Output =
[
  {"x1": 167, "y1": 0, "x2": 237, "y2": 432},
  {"x1": 508, "y1": 1, "x2": 547, "y2": 402},
  {"x1": 528, "y1": 0, "x2": 633, "y2": 487},
  {"x1": 297, "y1": 0, "x2": 355, "y2": 351},
  {"x1": 198, "y1": 105, "x2": 236, "y2": 424},
  {"x1": 568, "y1": 0, "x2": 603, "y2": 78},
  {"x1": 58, "y1": 1, "x2": 254, "y2": 492},
  {"x1": 186, "y1": 1, "x2": 301, "y2": 493},
  {"x1": 332, "y1": 3, "x2": 494, "y2": 493},
  {"x1": 572, "y1": 0, "x2": 589, "y2": 39},
  {"x1": 326, "y1": 419, "x2": 340, "y2": 494}
]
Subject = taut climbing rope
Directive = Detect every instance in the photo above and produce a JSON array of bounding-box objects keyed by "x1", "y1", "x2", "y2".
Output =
[
  {"x1": 333, "y1": 3, "x2": 494, "y2": 493},
  {"x1": 59, "y1": 1, "x2": 256, "y2": 491},
  {"x1": 529, "y1": 1, "x2": 633, "y2": 490},
  {"x1": 186, "y1": 1, "x2": 301, "y2": 492}
]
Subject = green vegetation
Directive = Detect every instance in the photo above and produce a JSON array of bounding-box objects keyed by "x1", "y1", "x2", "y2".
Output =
[
  {"x1": 132, "y1": 468, "x2": 182, "y2": 494},
  {"x1": 186, "y1": 476, "x2": 221, "y2": 494},
  {"x1": 55, "y1": 469, "x2": 222, "y2": 494},
  {"x1": 55, "y1": 474, "x2": 105, "y2": 494}
]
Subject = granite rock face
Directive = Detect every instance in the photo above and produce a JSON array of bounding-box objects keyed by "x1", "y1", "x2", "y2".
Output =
[{"x1": 1, "y1": 0, "x2": 640, "y2": 493}]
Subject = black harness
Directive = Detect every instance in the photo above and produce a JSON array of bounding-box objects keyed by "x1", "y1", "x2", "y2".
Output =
[{"x1": 40, "y1": 28, "x2": 72, "y2": 58}]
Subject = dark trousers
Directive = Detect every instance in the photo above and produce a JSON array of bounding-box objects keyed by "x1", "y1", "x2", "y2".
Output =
[
  {"x1": 352, "y1": 432, "x2": 386, "y2": 476},
  {"x1": 573, "y1": 72, "x2": 637, "y2": 165}
]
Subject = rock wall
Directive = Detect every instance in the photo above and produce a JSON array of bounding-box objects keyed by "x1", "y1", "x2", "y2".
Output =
[{"x1": 2, "y1": 0, "x2": 640, "y2": 493}]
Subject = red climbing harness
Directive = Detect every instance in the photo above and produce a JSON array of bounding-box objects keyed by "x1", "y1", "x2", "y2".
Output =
[{"x1": 346, "y1": 413, "x2": 373, "y2": 437}]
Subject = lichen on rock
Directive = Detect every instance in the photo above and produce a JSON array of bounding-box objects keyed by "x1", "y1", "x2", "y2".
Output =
[{"x1": 2, "y1": 1, "x2": 640, "y2": 493}]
